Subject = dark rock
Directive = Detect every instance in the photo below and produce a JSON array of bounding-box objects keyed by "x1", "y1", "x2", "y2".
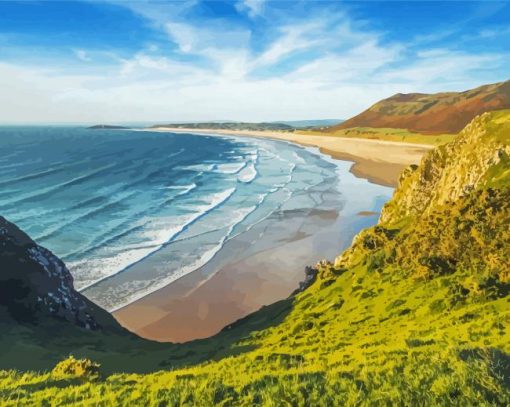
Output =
[
  {"x1": 292, "y1": 266, "x2": 318, "y2": 295},
  {"x1": 0, "y1": 216, "x2": 120, "y2": 331}
]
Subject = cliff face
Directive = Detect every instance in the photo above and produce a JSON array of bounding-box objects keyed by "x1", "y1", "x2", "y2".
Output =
[
  {"x1": 380, "y1": 110, "x2": 510, "y2": 223},
  {"x1": 0, "y1": 216, "x2": 121, "y2": 331},
  {"x1": 330, "y1": 80, "x2": 510, "y2": 134},
  {"x1": 335, "y1": 110, "x2": 510, "y2": 282}
]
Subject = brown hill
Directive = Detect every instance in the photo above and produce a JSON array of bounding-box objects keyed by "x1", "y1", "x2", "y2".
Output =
[{"x1": 331, "y1": 79, "x2": 510, "y2": 134}]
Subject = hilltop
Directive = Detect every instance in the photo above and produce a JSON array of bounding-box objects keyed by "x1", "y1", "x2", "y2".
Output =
[
  {"x1": 329, "y1": 80, "x2": 510, "y2": 134},
  {"x1": 1, "y1": 110, "x2": 509, "y2": 405}
]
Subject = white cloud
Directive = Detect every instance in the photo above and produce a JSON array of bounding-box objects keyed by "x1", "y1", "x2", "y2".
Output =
[
  {"x1": 165, "y1": 23, "x2": 196, "y2": 53},
  {"x1": 118, "y1": 52, "x2": 208, "y2": 81},
  {"x1": 111, "y1": 0, "x2": 198, "y2": 27},
  {"x1": 165, "y1": 21, "x2": 251, "y2": 55},
  {"x1": 163, "y1": 21, "x2": 252, "y2": 80},
  {"x1": 0, "y1": 60, "x2": 390, "y2": 123},
  {"x1": 1, "y1": 44, "x2": 506, "y2": 124}
]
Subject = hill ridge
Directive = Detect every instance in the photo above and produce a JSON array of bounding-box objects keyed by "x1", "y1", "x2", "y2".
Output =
[{"x1": 330, "y1": 79, "x2": 510, "y2": 134}]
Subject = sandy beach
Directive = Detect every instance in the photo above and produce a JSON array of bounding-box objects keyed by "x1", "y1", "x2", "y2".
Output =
[
  {"x1": 115, "y1": 207, "x2": 354, "y2": 342},
  {"x1": 114, "y1": 130, "x2": 432, "y2": 342},
  {"x1": 148, "y1": 128, "x2": 434, "y2": 187}
]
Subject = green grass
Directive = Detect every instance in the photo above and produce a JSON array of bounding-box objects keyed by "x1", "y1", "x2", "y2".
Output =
[
  {"x1": 301, "y1": 126, "x2": 457, "y2": 146},
  {"x1": 1, "y1": 111, "x2": 509, "y2": 406},
  {"x1": 2, "y1": 243, "x2": 508, "y2": 405}
]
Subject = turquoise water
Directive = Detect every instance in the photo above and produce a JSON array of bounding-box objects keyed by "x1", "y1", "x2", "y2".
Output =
[{"x1": 0, "y1": 127, "x2": 396, "y2": 311}]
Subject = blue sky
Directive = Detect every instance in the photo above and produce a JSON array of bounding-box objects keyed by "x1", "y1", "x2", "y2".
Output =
[{"x1": 0, "y1": 0, "x2": 509, "y2": 123}]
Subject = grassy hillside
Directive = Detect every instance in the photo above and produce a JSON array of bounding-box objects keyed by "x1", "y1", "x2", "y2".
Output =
[
  {"x1": 328, "y1": 79, "x2": 510, "y2": 134},
  {"x1": 1, "y1": 111, "x2": 509, "y2": 405}
]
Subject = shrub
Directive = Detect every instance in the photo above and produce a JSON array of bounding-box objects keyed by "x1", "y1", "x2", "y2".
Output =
[{"x1": 51, "y1": 356, "x2": 101, "y2": 381}]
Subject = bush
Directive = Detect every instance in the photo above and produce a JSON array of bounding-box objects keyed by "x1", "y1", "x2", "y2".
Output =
[{"x1": 51, "y1": 356, "x2": 101, "y2": 381}]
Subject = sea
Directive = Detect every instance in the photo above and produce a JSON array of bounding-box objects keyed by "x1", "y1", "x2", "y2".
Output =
[{"x1": 0, "y1": 126, "x2": 393, "y2": 311}]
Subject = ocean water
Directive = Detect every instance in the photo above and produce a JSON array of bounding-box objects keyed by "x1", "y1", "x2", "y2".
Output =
[{"x1": 0, "y1": 126, "x2": 392, "y2": 311}]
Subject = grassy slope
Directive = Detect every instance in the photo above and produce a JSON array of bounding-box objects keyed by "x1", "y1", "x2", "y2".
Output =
[{"x1": 1, "y1": 111, "x2": 510, "y2": 406}]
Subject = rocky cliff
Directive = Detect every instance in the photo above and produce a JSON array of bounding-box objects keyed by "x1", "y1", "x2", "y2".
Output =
[
  {"x1": 0, "y1": 216, "x2": 123, "y2": 331},
  {"x1": 380, "y1": 110, "x2": 510, "y2": 223},
  {"x1": 334, "y1": 110, "x2": 510, "y2": 282}
]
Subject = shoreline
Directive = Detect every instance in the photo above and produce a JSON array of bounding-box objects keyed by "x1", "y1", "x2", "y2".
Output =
[
  {"x1": 147, "y1": 127, "x2": 434, "y2": 187},
  {"x1": 113, "y1": 129, "x2": 431, "y2": 342}
]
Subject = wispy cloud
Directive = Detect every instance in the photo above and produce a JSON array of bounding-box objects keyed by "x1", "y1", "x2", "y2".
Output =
[
  {"x1": 253, "y1": 22, "x2": 324, "y2": 68},
  {"x1": 380, "y1": 50, "x2": 508, "y2": 90},
  {"x1": 236, "y1": 0, "x2": 265, "y2": 18}
]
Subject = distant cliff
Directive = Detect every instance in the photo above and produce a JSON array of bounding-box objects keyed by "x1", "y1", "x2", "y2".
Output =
[
  {"x1": 329, "y1": 80, "x2": 510, "y2": 134},
  {"x1": 150, "y1": 120, "x2": 343, "y2": 131}
]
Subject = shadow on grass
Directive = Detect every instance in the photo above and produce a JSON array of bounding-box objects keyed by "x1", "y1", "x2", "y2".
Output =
[
  {"x1": 1, "y1": 294, "x2": 296, "y2": 375},
  {"x1": 459, "y1": 347, "x2": 510, "y2": 389}
]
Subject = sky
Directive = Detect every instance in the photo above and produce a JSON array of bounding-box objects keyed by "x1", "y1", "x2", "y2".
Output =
[{"x1": 0, "y1": 0, "x2": 509, "y2": 123}]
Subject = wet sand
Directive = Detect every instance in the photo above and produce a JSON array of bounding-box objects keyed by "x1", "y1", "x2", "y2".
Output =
[
  {"x1": 114, "y1": 204, "x2": 379, "y2": 342},
  {"x1": 113, "y1": 131, "x2": 426, "y2": 342},
  {"x1": 115, "y1": 208, "x2": 342, "y2": 342}
]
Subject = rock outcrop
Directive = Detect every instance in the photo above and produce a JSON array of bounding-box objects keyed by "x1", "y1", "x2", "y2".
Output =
[
  {"x1": 332, "y1": 110, "x2": 509, "y2": 284},
  {"x1": 380, "y1": 110, "x2": 510, "y2": 223},
  {"x1": 0, "y1": 216, "x2": 120, "y2": 331}
]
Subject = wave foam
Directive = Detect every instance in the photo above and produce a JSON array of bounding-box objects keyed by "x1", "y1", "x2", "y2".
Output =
[
  {"x1": 75, "y1": 187, "x2": 236, "y2": 291},
  {"x1": 215, "y1": 162, "x2": 247, "y2": 174},
  {"x1": 238, "y1": 162, "x2": 257, "y2": 183},
  {"x1": 106, "y1": 204, "x2": 257, "y2": 311}
]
